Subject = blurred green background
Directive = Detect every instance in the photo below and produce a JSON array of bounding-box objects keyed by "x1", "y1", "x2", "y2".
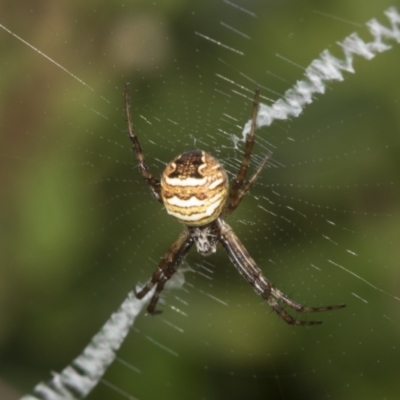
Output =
[{"x1": 1, "y1": 0, "x2": 400, "y2": 399}]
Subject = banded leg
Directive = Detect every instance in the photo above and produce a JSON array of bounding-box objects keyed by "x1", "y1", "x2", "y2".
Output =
[
  {"x1": 227, "y1": 152, "x2": 270, "y2": 216},
  {"x1": 135, "y1": 228, "x2": 194, "y2": 314},
  {"x1": 269, "y1": 286, "x2": 345, "y2": 314},
  {"x1": 124, "y1": 83, "x2": 162, "y2": 202},
  {"x1": 223, "y1": 88, "x2": 260, "y2": 217},
  {"x1": 218, "y1": 220, "x2": 345, "y2": 325}
]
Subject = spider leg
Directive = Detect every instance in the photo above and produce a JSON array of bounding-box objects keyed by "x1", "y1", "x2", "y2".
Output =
[
  {"x1": 135, "y1": 228, "x2": 194, "y2": 314},
  {"x1": 124, "y1": 83, "x2": 162, "y2": 202},
  {"x1": 270, "y1": 287, "x2": 345, "y2": 314},
  {"x1": 225, "y1": 152, "x2": 270, "y2": 216},
  {"x1": 218, "y1": 220, "x2": 345, "y2": 325},
  {"x1": 223, "y1": 88, "x2": 261, "y2": 218},
  {"x1": 266, "y1": 297, "x2": 318, "y2": 326}
]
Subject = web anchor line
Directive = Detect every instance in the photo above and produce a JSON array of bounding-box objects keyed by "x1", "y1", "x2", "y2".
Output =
[{"x1": 18, "y1": 6, "x2": 400, "y2": 400}]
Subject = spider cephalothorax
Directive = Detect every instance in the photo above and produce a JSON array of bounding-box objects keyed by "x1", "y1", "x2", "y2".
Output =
[
  {"x1": 188, "y1": 222, "x2": 220, "y2": 255},
  {"x1": 124, "y1": 84, "x2": 345, "y2": 325}
]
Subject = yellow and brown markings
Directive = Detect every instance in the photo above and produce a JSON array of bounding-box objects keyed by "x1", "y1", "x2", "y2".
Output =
[{"x1": 161, "y1": 150, "x2": 229, "y2": 226}]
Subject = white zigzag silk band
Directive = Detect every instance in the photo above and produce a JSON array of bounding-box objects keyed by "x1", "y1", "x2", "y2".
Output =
[{"x1": 242, "y1": 7, "x2": 400, "y2": 140}]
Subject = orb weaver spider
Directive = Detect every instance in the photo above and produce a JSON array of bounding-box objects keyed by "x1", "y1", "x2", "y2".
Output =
[{"x1": 124, "y1": 84, "x2": 345, "y2": 325}]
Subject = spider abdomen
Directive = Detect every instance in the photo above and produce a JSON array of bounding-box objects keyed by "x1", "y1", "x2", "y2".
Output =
[{"x1": 161, "y1": 150, "x2": 229, "y2": 226}]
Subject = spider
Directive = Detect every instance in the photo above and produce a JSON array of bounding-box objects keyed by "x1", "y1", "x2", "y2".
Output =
[{"x1": 124, "y1": 84, "x2": 345, "y2": 325}]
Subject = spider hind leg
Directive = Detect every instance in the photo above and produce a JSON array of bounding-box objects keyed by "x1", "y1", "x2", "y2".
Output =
[
  {"x1": 267, "y1": 297, "x2": 322, "y2": 326},
  {"x1": 219, "y1": 219, "x2": 345, "y2": 325}
]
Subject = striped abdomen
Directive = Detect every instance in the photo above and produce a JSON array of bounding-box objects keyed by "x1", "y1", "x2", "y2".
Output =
[{"x1": 161, "y1": 150, "x2": 229, "y2": 226}]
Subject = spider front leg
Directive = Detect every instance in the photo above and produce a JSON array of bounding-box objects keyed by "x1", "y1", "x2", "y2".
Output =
[
  {"x1": 135, "y1": 228, "x2": 194, "y2": 314},
  {"x1": 222, "y1": 88, "x2": 270, "y2": 218},
  {"x1": 218, "y1": 220, "x2": 345, "y2": 325},
  {"x1": 124, "y1": 83, "x2": 162, "y2": 202}
]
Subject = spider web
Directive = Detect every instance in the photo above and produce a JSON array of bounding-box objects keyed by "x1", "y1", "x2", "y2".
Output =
[{"x1": 1, "y1": 1, "x2": 400, "y2": 399}]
